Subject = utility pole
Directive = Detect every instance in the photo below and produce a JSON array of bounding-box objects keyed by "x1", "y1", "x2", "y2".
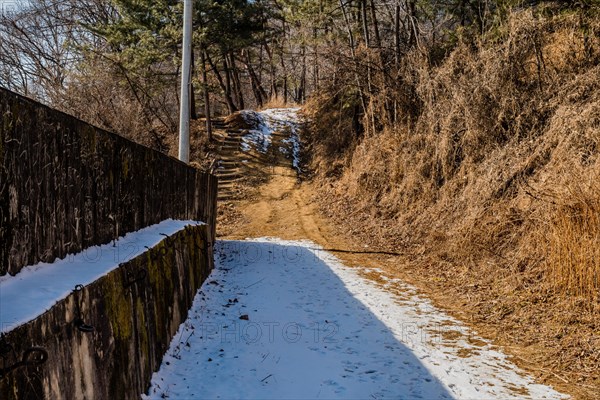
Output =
[{"x1": 178, "y1": 0, "x2": 193, "y2": 163}]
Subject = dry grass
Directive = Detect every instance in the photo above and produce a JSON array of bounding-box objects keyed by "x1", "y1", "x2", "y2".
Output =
[
  {"x1": 307, "y1": 7, "x2": 600, "y2": 398},
  {"x1": 545, "y1": 178, "x2": 600, "y2": 299},
  {"x1": 260, "y1": 95, "x2": 297, "y2": 111}
]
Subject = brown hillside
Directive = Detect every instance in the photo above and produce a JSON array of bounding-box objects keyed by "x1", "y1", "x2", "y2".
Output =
[{"x1": 305, "y1": 8, "x2": 600, "y2": 398}]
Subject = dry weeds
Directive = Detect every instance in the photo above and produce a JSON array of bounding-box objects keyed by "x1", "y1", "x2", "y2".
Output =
[
  {"x1": 260, "y1": 95, "x2": 297, "y2": 110},
  {"x1": 307, "y1": 8, "x2": 600, "y2": 399}
]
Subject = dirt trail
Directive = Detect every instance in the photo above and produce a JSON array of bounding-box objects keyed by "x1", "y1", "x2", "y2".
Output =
[
  {"x1": 214, "y1": 110, "x2": 388, "y2": 270},
  {"x1": 215, "y1": 113, "x2": 464, "y2": 327},
  {"x1": 225, "y1": 166, "x2": 321, "y2": 240},
  {"x1": 215, "y1": 110, "x2": 478, "y2": 308},
  {"x1": 211, "y1": 109, "x2": 579, "y2": 399},
  {"x1": 219, "y1": 132, "x2": 393, "y2": 276}
]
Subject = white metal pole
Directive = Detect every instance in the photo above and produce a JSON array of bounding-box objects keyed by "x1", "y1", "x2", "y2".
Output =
[{"x1": 178, "y1": 0, "x2": 193, "y2": 163}]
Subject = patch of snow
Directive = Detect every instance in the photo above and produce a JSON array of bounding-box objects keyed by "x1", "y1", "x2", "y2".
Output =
[
  {"x1": 144, "y1": 239, "x2": 567, "y2": 399},
  {"x1": 239, "y1": 108, "x2": 303, "y2": 173},
  {"x1": 0, "y1": 219, "x2": 204, "y2": 334},
  {"x1": 240, "y1": 111, "x2": 272, "y2": 154}
]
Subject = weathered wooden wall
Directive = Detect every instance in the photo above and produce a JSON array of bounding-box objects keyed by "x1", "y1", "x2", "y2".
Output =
[
  {"x1": 0, "y1": 87, "x2": 217, "y2": 276},
  {"x1": 0, "y1": 224, "x2": 212, "y2": 400}
]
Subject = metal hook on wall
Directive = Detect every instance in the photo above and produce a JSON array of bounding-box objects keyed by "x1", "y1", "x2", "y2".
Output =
[
  {"x1": 72, "y1": 284, "x2": 94, "y2": 333},
  {"x1": 123, "y1": 268, "x2": 148, "y2": 291},
  {"x1": 0, "y1": 343, "x2": 48, "y2": 379},
  {"x1": 160, "y1": 233, "x2": 183, "y2": 255},
  {"x1": 159, "y1": 233, "x2": 172, "y2": 245}
]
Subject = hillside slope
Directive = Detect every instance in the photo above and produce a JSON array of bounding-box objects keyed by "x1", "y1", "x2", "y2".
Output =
[{"x1": 305, "y1": 8, "x2": 600, "y2": 398}]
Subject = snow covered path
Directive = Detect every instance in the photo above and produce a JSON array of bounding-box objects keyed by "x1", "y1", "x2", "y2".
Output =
[
  {"x1": 144, "y1": 239, "x2": 566, "y2": 399},
  {"x1": 239, "y1": 108, "x2": 302, "y2": 172}
]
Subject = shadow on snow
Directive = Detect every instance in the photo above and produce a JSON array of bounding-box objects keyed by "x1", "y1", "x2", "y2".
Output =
[{"x1": 159, "y1": 239, "x2": 455, "y2": 399}]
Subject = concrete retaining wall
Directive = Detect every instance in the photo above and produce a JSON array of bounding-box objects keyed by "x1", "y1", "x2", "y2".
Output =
[
  {"x1": 0, "y1": 224, "x2": 212, "y2": 399},
  {"x1": 0, "y1": 87, "x2": 218, "y2": 276}
]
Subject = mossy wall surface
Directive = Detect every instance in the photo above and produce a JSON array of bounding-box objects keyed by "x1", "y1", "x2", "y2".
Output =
[
  {"x1": 0, "y1": 87, "x2": 218, "y2": 276},
  {"x1": 0, "y1": 224, "x2": 212, "y2": 399}
]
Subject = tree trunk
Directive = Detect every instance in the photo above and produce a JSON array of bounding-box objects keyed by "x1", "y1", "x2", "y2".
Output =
[
  {"x1": 222, "y1": 53, "x2": 235, "y2": 110},
  {"x1": 361, "y1": 0, "x2": 370, "y2": 47},
  {"x1": 394, "y1": 1, "x2": 401, "y2": 123},
  {"x1": 205, "y1": 52, "x2": 238, "y2": 113},
  {"x1": 229, "y1": 52, "x2": 245, "y2": 110},
  {"x1": 243, "y1": 49, "x2": 267, "y2": 108},
  {"x1": 263, "y1": 41, "x2": 278, "y2": 99},
  {"x1": 339, "y1": 0, "x2": 367, "y2": 133},
  {"x1": 395, "y1": 2, "x2": 401, "y2": 65},
  {"x1": 300, "y1": 42, "x2": 306, "y2": 103},
  {"x1": 258, "y1": 44, "x2": 264, "y2": 82},
  {"x1": 200, "y1": 47, "x2": 212, "y2": 141},
  {"x1": 369, "y1": 0, "x2": 382, "y2": 49},
  {"x1": 407, "y1": 0, "x2": 418, "y2": 48},
  {"x1": 280, "y1": 18, "x2": 288, "y2": 103},
  {"x1": 313, "y1": 27, "x2": 319, "y2": 92},
  {"x1": 360, "y1": 0, "x2": 375, "y2": 135}
]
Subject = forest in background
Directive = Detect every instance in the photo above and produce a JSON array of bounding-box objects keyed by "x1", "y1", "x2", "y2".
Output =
[
  {"x1": 2, "y1": 1, "x2": 600, "y2": 395},
  {"x1": 2, "y1": 1, "x2": 590, "y2": 147}
]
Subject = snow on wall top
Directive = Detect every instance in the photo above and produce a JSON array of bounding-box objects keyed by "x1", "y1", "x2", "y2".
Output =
[{"x1": 0, "y1": 219, "x2": 204, "y2": 334}]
